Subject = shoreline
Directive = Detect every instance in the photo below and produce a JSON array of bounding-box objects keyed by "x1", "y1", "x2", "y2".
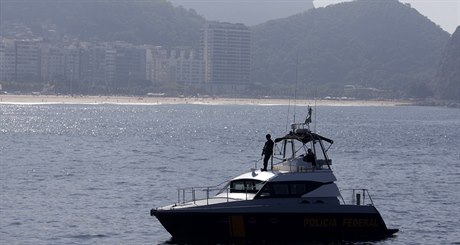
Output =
[{"x1": 0, "y1": 94, "x2": 413, "y2": 107}]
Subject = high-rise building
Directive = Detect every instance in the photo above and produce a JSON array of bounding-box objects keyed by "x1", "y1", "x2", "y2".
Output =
[
  {"x1": 0, "y1": 39, "x2": 16, "y2": 82},
  {"x1": 63, "y1": 46, "x2": 80, "y2": 84},
  {"x1": 146, "y1": 47, "x2": 204, "y2": 91},
  {"x1": 79, "y1": 44, "x2": 111, "y2": 86},
  {"x1": 201, "y1": 22, "x2": 251, "y2": 93},
  {"x1": 105, "y1": 49, "x2": 116, "y2": 88},
  {"x1": 14, "y1": 40, "x2": 41, "y2": 82},
  {"x1": 146, "y1": 46, "x2": 168, "y2": 84},
  {"x1": 170, "y1": 49, "x2": 204, "y2": 85},
  {"x1": 182, "y1": 50, "x2": 204, "y2": 85},
  {"x1": 40, "y1": 43, "x2": 65, "y2": 82},
  {"x1": 114, "y1": 43, "x2": 147, "y2": 88}
]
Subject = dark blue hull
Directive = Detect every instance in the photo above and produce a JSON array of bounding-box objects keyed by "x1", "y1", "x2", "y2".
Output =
[{"x1": 151, "y1": 208, "x2": 398, "y2": 241}]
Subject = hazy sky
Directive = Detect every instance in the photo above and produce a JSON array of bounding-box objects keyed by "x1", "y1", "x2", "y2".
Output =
[{"x1": 169, "y1": 0, "x2": 459, "y2": 34}]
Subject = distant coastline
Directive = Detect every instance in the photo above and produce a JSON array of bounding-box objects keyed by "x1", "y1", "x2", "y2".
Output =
[{"x1": 0, "y1": 94, "x2": 413, "y2": 107}]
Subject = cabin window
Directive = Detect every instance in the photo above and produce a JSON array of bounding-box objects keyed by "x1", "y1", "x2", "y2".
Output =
[
  {"x1": 290, "y1": 183, "x2": 307, "y2": 195},
  {"x1": 255, "y1": 181, "x2": 324, "y2": 198},
  {"x1": 229, "y1": 179, "x2": 264, "y2": 194},
  {"x1": 272, "y1": 183, "x2": 289, "y2": 195}
]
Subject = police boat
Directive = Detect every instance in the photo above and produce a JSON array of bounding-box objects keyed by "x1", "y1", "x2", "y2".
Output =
[{"x1": 150, "y1": 107, "x2": 398, "y2": 241}]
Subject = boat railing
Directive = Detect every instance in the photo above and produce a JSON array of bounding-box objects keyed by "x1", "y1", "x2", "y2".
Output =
[
  {"x1": 176, "y1": 186, "x2": 252, "y2": 206},
  {"x1": 340, "y1": 189, "x2": 375, "y2": 206}
]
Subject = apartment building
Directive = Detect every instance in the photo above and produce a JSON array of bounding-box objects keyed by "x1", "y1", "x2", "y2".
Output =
[
  {"x1": 174, "y1": 49, "x2": 204, "y2": 85},
  {"x1": 14, "y1": 40, "x2": 41, "y2": 82},
  {"x1": 41, "y1": 43, "x2": 65, "y2": 82},
  {"x1": 1, "y1": 38, "x2": 208, "y2": 94},
  {"x1": 0, "y1": 39, "x2": 16, "y2": 81},
  {"x1": 201, "y1": 22, "x2": 251, "y2": 93},
  {"x1": 113, "y1": 43, "x2": 147, "y2": 88},
  {"x1": 79, "y1": 43, "x2": 114, "y2": 88},
  {"x1": 146, "y1": 47, "x2": 204, "y2": 87},
  {"x1": 146, "y1": 46, "x2": 168, "y2": 85},
  {"x1": 63, "y1": 46, "x2": 80, "y2": 83}
]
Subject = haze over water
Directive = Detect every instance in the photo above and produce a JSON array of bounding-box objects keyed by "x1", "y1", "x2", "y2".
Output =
[{"x1": 1, "y1": 104, "x2": 459, "y2": 244}]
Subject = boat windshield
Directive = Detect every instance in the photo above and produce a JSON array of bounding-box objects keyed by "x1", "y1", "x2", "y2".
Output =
[
  {"x1": 255, "y1": 181, "x2": 324, "y2": 198},
  {"x1": 218, "y1": 179, "x2": 265, "y2": 194}
]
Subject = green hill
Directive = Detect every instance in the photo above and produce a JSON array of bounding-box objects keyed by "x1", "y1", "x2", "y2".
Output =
[
  {"x1": 1, "y1": 0, "x2": 453, "y2": 99},
  {"x1": 251, "y1": 0, "x2": 450, "y2": 98},
  {"x1": 432, "y1": 26, "x2": 460, "y2": 102},
  {"x1": 0, "y1": 0, "x2": 205, "y2": 47}
]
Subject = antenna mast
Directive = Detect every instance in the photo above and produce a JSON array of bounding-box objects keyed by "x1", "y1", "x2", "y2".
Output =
[
  {"x1": 293, "y1": 56, "x2": 299, "y2": 123},
  {"x1": 305, "y1": 106, "x2": 313, "y2": 130},
  {"x1": 314, "y1": 87, "x2": 317, "y2": 133},
  {"x1": 285, "y1": 88, "x2": 291, "y2": 133}
]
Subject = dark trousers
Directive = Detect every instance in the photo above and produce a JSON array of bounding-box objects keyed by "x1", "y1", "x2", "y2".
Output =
[{"x1": 263, "y1": 154, "x2": 271, "y2": 170}]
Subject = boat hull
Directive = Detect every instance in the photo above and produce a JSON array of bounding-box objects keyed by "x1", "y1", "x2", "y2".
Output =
[{"x1": 151, "y1": 206, "x2": 398, "y2": 241}]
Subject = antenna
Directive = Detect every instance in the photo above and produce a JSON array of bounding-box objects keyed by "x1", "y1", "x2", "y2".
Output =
[
  {"x1": 314, "y1": 87, "x2": 317, "y2": 133},
  {"x1": 305, "y1": 106, "x2": 312, "y2": 124},
  {"x1": 285, "y1": 88, "x2": 291, "y2": 133},
  {"x1": 293, "y1": 56, "x2": 299, "y2": 123}
]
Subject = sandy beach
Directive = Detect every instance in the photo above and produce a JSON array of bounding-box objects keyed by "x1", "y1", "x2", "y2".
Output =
[{"x1": 0, "y1": 94, "x2": 412, "y2": 106}]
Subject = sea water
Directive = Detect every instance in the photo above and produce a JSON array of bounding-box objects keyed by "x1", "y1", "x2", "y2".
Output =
[{"x1": 1, "y1": 104, "x2": 459, "y2": 244}]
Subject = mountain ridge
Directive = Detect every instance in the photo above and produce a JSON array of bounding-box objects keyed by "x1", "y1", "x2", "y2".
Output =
[
  {"x1": 169, "y1": 0, "x2": 314, "y2": 26},
  {"x1": 0, "y1": 0, "x2": 454, "y2": 99},
  {"x1": 432, "y1": 26, "x2": 460, "y2": 102},
  {"x1": 251, "y1": 0, "x2": 450, "y2": 98}
]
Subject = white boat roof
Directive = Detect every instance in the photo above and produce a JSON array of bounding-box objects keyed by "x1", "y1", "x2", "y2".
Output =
[
  {"x1": 230, "y1": 168, "x2": 336, "y2": 184},
  {"x1": 231, "y1": 169, "x2": 276, "y2": 182}
]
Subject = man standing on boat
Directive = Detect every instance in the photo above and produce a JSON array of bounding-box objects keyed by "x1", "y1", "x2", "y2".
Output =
[{"x1": 261, "y1": 134, "x2": 274, "y2": 171}]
